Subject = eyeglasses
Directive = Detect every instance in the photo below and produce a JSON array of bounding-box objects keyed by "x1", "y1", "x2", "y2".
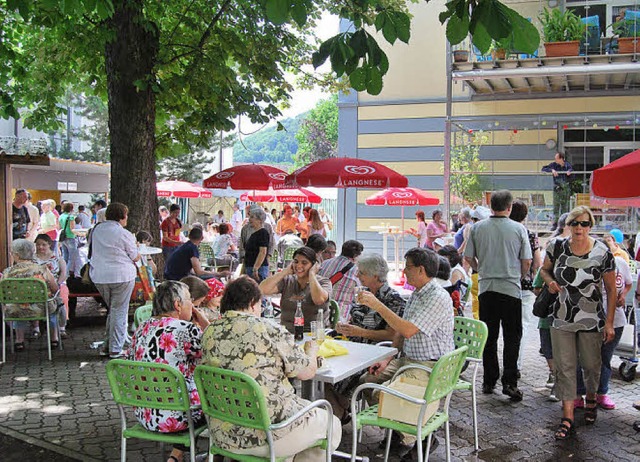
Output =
[{"x1": 569, "y1": 220, "x2": 592, "y2": 228}]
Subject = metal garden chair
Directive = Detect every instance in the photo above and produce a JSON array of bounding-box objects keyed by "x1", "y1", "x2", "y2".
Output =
[
  {"x1": 452, "y1": 316, "x2": 488, "y2": 452},
  {"x1": 0, "y1": 277, "x2": 61, "y2": 362},
  {"x1": 106, "y1": 359, "x2": 207, "y2": 462},
  {"x1": 282, "y1": 246, "x2": 301, "y2": 268},
  {"x1": 194, "y1": 365, "x2": 334, "y2": 462},
  {"x1": 350, "y1": 346, "x2": 468, "y2": 462},
  {"x1": 132, "y1": 303, "x2": 153, "y2": 331}
]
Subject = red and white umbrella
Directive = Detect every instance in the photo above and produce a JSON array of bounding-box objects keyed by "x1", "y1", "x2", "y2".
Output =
[
  {"x1": 591, "y1": 149, "x2": 640, "y2": 199},
  {"x1": 365, "y1": 187, "x2": 440, "y2": 206},
  {"x1": 156, "y1": 180, "x2": 212, "y2": 198},
  {"x1": 203, "y1": 164, "x2": 287, "y2": 190},
  {"x1": 280, "y1": 157, "x2": 408, "y2": 189},
  {"x1": 241, "y1": 187, "x2": 322, "y2": 204}
]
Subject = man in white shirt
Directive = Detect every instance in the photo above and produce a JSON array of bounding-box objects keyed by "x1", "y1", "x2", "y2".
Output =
[
  {"x1": 213, "y1": 210, "x2": 226, "y2": 224},
  {"x1": 230, "y1": 204, "x2": 243, "y2": 237},
  {"x1": 75, "y1": 205, "x2": 92, "y2": 228}
]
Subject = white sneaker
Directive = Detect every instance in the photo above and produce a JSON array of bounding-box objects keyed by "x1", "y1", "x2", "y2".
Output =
[
  {"x1": 548, "y1": 385, "x2": 560, "y2": 402},
  {"x1": 545, "y1": 372, "x2": 554, "y2": 389}
]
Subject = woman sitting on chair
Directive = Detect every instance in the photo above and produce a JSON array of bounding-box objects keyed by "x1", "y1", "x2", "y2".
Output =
[
  {"x1": 211, "y1": 223, "x2": 238, "y2": 271},
  {"x1": 3, "y1": 239, "x2": 60, "y2": 351},
  {"x1": 259, "y1": 246, "x2": 332, "y2": 332},
  {"x1": 201, "y1": 276, "x2": 341, "y2": 461},
  {"x1": 128, "y1": 280, "x2": 210, "y2": 462}
]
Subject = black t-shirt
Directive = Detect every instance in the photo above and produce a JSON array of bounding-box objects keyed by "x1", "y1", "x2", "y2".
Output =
[
  {"x1": 12, "y1": 204, "x2": 30, "y2": 239},
  {"x1": 164, "y1": 241, "x2": 199, "y2": 280},
  {"x1": 244, "y1": 228, "x2": 269, "y2": 268}
]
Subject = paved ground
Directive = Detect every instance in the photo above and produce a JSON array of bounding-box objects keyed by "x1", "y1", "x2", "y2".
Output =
[{"x1": 1, "y1": 300, "x2": 639, "y2": 461}]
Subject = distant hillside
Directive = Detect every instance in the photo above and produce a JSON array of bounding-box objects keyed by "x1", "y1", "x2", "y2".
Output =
[{"x1": 232, "y1": 113, "x2": 306, "y2": 166}]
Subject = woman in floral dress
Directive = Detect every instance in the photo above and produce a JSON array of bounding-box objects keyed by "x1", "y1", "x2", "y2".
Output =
[
  {"x1": 128, "y1": 280, "x2": 210, "y2": 462},
  {"x1": 201, "y1": 276, "x2": 341, "y2": 461}
]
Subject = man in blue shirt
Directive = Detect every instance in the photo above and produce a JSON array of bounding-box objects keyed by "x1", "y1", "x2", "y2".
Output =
[
  {"x1": 164, "y1": 227, "x2": 222, "y2": 281},
  {"x1": 541, "y1": 151, "x2": 573, "y2": 230}
]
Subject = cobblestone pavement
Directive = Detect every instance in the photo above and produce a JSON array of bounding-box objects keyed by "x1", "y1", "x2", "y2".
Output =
[{"x1": 0, "y1": 300, "x2": 639, "y2": 461}]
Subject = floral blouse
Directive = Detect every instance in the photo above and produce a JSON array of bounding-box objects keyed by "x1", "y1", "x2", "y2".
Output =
[
  {"x1": 3, "y1": 261, "x2": 58, "y2": 318},
  {"x1": 547, "y1": 238, "x2": 615, "y2": 333},
  {"x1": 128, "y1": 317, "x2": 203, "y2": 433},
  {"x1": 201, "y1": 311, "x2": 311, "y2": 450}
]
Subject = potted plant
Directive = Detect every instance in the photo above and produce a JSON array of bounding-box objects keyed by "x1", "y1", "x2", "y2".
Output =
[
  {"x1": 612, "y1": 17, "x2": 640, "y2": 54},
  {"x1": 539, "y1": 8, "x2": 583, "y2": 57},
  {"x1": 452, "y1": 49, "x2": 469, "y2": 62},
  {"x1": 490, "y1": 37, "x2": 512, "y2": 60}
]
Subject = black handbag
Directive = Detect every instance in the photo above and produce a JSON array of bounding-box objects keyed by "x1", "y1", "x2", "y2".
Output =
[{"x1": 533, "y1": 286, "x2": 557, "y2": 318}]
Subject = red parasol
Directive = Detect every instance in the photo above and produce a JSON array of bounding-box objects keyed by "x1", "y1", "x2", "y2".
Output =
[
  {"x1": 241, "y1": 187, "x2": 322, "y2": 204},
  {"x1": 591, "y1": 149, "x2": 640, "y2": 199},
  {"x1": 281, "y1": 157, "x2": 408, "y2": 189},
  {"x1": 365, "y1": 187, "x2": 440, "y2": 206},
  {"x1": 156, "y1": 180, "x2": 212, "y2": 198},
  {"x1": 203, "y1": 164, "x2": 287, "y2": 190}
]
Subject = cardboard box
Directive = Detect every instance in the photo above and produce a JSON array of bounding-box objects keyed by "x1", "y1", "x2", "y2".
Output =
[{"x1": 378, "y1": 376, "x2": 440, "y2": 426}]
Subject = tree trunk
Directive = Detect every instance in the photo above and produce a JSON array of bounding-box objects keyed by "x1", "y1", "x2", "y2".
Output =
[{"x1": 105, "y1": 0, "x2": 160, "y2": 245}]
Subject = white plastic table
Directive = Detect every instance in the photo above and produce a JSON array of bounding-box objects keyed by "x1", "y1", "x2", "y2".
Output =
[
  {"x1": 138, "y1": 246, "x2": 162, "y2": 255},
  {"x1": 300, "y1": 339, "x2": 398, "y2": 400}
]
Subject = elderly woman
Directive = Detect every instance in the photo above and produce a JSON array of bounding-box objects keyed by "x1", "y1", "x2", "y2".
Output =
[
  {"x1": 426, "y1": 209, "x2": 448, "y2": 249},
  {"x1": 89, "y1": 203, "x2": 140, "y2": 359},
  {"x1": 260, "y1": 246, "x2": 332, "y2": 332},
  {"x1": 3, "y1": 239, "x2": 60, "y2": 351},
  {"x1": 201, "y1": 276, "x2": 341, "y2": 460},
  {"x1": 129, "y1": 280, "x2": 209, "y2": 462},
  {"x1": 540, "y1": 206, "x2": 616, "y2": 439},
  {"x1": 244, "y1": 208, "x2": 270, "y2": 281},
  {"x1": 337, "y1": 253, "x2": 405, "y2": 343},
  {"x1": 35, "y1": 233, "x2": 69, "y2": 338}
]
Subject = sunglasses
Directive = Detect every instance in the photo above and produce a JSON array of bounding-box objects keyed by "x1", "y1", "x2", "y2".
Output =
[{"x1": 569, "y1": 220, "x2": 592, "y2": 228}]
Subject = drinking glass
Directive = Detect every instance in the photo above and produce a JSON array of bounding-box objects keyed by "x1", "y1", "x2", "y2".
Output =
[{"x1": 310, "y1": 321, "x2": 318, "y2": 340}]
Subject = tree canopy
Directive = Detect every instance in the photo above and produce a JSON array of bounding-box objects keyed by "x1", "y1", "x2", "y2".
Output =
[
  {"x1": 0, "y1": 0, "x2": 539, "y2": 239},
  {"x1": 294, "y1": 94, "x2": 338, "y2": 169}
]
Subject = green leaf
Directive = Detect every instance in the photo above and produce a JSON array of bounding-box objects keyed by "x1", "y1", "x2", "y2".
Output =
[
  {"x1": 330, "y1": 46, "x2": 345, "y2": 77},
  {"x1": 446, "y1": 11, "x2": 469, "y2": 45},
  {"x1": 379, "y1": 51, "x2": 389, "y2": 75},
  {"x1": 349, "y1": 30, "x2": 368, "y2": 58},
  {"x1": 96, "y1": 0, "x2": 114, "y2": 19},
  {"x1": 394, "y1": 13, "x2": 411, "y2": 43},
  {"x1": 290, "y1": 2, "x2": 307, "y2": 28},
  {"x1": 62, "y1": 0, "x2": 83, "y2": 15},
  {"x1": 483, "y1": 1, "x2": 512, "y2": 40},
  {"x1": 374, "y1": 11, "x2": 386, "y2": 31},
  {"x1": 344, "y1": 55, "x2": 360, "y2": 75},
  {"x1": 366, "y1": 66, "x2": 383, "y2": 95},
  {"x1": 265, "y1": 0, "x2": 290, "y2": 25},
  {"x1": 382, "y1": 21, "x2": 397, "y2": 44},
  {"x1": 506, "y1": 8, "x2": 540, "y2": 54},
  {"x1": 276, "y1": 121, "x2": 285, "y2": 131},
  {"x1": 312, "y1": 36, "x2": 336, "y2": 68},
  {"x1": 471, "y1": 22, "x2": 492, "y2": 54},
  {"x1": 349, "y1": 67, "x2": 367, "y2": 92}
]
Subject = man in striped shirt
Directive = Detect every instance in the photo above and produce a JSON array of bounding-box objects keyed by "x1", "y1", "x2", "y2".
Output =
[{"x1": 318, "y1": 240, "x2": 364, "y2": 311}]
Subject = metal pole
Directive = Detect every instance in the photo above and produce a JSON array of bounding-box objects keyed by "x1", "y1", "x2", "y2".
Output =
[{"x1": 444, "y1": 40, "x2": 453, "y2": 223}]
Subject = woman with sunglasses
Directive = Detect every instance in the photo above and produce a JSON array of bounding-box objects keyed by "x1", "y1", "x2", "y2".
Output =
[{"x1": 540, "y1": 206, "x2": 616, "y2": 440}]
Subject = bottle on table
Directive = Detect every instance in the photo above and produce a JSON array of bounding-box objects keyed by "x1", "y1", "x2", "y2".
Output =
[
  {"x1": 316, "y1": 308, "x2": 325, "y2": 344},
  {"x1": 263, "y1": 296, "x2": 274, "y2": 320},
  {"x1": 294, "y1": 301, "x2": 304, "y2": 341}
]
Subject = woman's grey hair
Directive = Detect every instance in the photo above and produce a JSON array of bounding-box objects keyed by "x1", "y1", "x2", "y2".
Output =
[
  {"x1": 357, "y1": 253, "x2": 389, "y2": 283},
  {"x1": 96, "y1": 208, "x2": 107, "y2": 223},
  {"x1": 152, "y1": 281, "x2": 190, "y2": 316},
  {"x1": 460, "y1": 207, "x2": 472, "y2": 221},
  {"x1": 249, "y1": 207, "x2": 266, "y2": 222},
  {"x1": 11, "y1": 239, "x2": 35, "y2": 261}
]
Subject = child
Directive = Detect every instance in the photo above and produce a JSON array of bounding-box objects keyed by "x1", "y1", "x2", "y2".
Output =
[{"x1": 180, "y1": 276, "x2": 225, "y2": 322}]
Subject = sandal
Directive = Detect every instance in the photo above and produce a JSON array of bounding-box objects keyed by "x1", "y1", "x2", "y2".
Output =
[
  {"x1": 555, "y1": 417, "x2": 575, "y2": 440},
  {"x1": 585, "y1": 399, "x2": 598, "y2": 425},
  {"x1": 14, "y1": 342, "x2": 25, "y2": 352}
]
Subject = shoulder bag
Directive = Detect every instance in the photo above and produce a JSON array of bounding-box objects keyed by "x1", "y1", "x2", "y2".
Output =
[{"x1": 532, "y1": 239, "x2": 561, "y2": 318}]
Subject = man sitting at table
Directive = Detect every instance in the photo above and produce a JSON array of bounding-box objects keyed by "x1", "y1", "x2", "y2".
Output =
[
  {"x1": 318, "y1": 240, "x2": 364, "y2": 312},
  {"x1": 275, "y1": 205, "x2": 299, "y2": 236},
  {"x1": 358, "y1": 247, "x2": 454, "y2": 459},
  {"x1": 164, "y1": 227, "x2": 225, "y2": 281}
]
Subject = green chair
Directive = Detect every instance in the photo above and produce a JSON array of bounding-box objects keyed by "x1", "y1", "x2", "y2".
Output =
[
  {"x1": 106, "y1": 359, "x2": 207, "y2": 462},
  {"x1": 269, "y1": 248, "x2": 279, "y2": 275},
  {"x1": 350, "y1": 346, "x2": 468, "y2": 462},
  {"x1": 198, "y1": 242, "x2": 216, "y2": 270},
  {"x1": 0, "y1": 277, "x2": 61, "y2": 362},
  {"x1": 329, "y1": 299, "x2": 340, "y2": 329},
  {"x1": 132, "y1": 303, "x2": 153, "y2": 331},
  {"x1": 282, "y1": 246, "x2": 301, "y2": 268},
  {"x1": 194, "y1": 365, "x2": 334, "y2": 462},
  {"x1": 452, "y1": 316, "x2": 488, "y2": 452}
]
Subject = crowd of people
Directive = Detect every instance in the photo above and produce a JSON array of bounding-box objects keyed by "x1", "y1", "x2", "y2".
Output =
[{"x1": 4, "y1": 186, "x2": 640, "y2": 461}]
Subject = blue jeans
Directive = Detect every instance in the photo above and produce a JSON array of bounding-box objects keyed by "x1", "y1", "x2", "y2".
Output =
[
  {"x1": 246, "y1": 266, "x2": 269, "y2": 282},
  {"x1": 577, "y1": 326, "x2": 624, "y2": 395},
  {"x1": 61, "y1": 238, "x2": 81, "y2": 276}
]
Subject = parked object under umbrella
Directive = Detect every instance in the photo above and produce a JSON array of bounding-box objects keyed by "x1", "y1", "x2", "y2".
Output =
[
  {"x1": 203, "y1": 164, "x2": 287, "y2": 190},
  {"x1": 156, "y1": 180, "x2": 212, "y2": 198},
  {"x1": 365, "y1": 187, "x2": 440, "y2": 282}
]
